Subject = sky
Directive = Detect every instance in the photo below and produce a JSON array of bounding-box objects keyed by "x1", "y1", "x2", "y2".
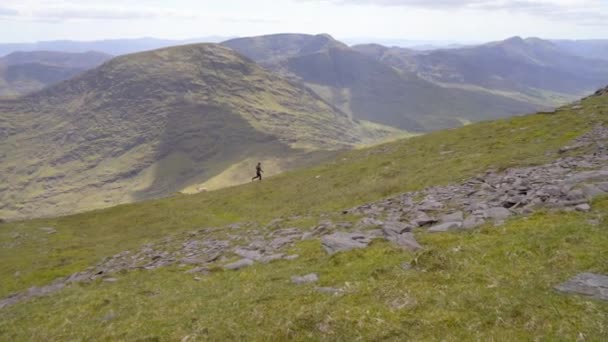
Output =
[{"x1": 0, "y1": 0, "x2": 607, "y2": 44}]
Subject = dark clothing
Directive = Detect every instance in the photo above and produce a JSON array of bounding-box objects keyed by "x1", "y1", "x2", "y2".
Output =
[{"x1": 252, "y1": 164, "x2": 263, "y2": 181}]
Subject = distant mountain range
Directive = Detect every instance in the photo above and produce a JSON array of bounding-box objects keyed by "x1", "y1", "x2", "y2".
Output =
[
  {"x1": 225, "y1": 34, "x2": 573, "y2": 131},
  {"x1": 0, "y1": 37, "x2": 233, "y2": 57},
  {"x1": 0, "y1": 43, "x2": 398, "y2": 219},
  {"x1": 354, "y1": 37, "x2": 608, "y2": 104},
  {"x1": 1, "y1": 33, "x2": 607, "y2": 219},
  {"x1": 0, "y1": 51, "x2": 112, "y2": 97}
]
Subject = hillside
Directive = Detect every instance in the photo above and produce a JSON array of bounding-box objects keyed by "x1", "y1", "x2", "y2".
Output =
[
  {"x1": 0, "y1": 51, "x2": 112, "y2": 97},
  {"x1": 0, "y1": 88, "x2": 607, "y2": 340},
  {"x1": 354, "y1": 37, "x2": 608, "y2": 105},
  {"x1": 0, "y1": 43, "x2": 397, "y2": 220},
  {"x1": 224, "y1": 34, "x2": 542, "y2": 131}
]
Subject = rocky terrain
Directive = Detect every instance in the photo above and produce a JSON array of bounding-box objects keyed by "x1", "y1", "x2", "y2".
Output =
[{"x1": 4, "y1": 118, "x2": 608, "y2": 309}]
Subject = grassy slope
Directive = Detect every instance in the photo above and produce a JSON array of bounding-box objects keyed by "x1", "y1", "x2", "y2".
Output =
[
  {"x1": 0, "y1": 44, "x2": 395, "y2": 220},
  {"x1": 0, "y1": 95, "x2": 607, "y2": 339}
]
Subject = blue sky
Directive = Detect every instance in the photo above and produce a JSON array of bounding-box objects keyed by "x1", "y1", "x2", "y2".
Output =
[{"x1": 0, "y1": 0, "x2": 606, "y2": 43}]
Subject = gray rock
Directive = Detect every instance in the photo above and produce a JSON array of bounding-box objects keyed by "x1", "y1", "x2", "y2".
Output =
[
  {"x1": 418, "y1": 200, "x2": 443, "y2": 211},
  {"x1": 260, "y1": 254, "x2": 284, "y2": 264},
  {"x1": 575, "y1": 204, "x2": 591, "y2": 212},
  {"x1": 412, "y1": 212, "x2": 437, "y2": 227},
  {"x1": 381, "y1": 221, "x2": 412, "y2": 237},
  {"x1": 567, "y1": 189, "x2": 586, "y2": 201},
  {"x1": 103, "y1": 278, "x2": 118, "y2": 283},
  {"x1": 462, "y1": 216, "x2": 485, "y2": 229},
  {"x1": 483, "y1": 207, "x2": 512, "y2": 220},
  {"x1": 291, "y1": 273, "x2": 319, "y2": 285},
  {"x1": 316, "y1": 287, "x2": 343, "y2": 295},
  {"x1": 185, "y1": 267, "x2": 210, "y2": 275},
  {"x1": 580, "y1": 184, "x2": 605, "y2": 199},
  {"x1": 440, "y1": 211, "x2": 464, "y2": 223},
  {"x1": 180, "y1": 256, "x2": 209, "y2": 265},
  {"x1": 39, "y1": 227, "x2": 57, "y2": 234},
  {"x1": 233, "y1": 248, "x2": 264, "y2": 261},
  {"x1": 428, "y1": 221, "x2": 463, "y2": 233},
  {"x1": 569, "y1": 170, "x2": 608, "y2": 183},
  {"x1": 358, "y1": 217, "x2": 384, "y2": 228},
  {"x1": 386, "y1": 233, "x2": 422, "y2": 252},
  {"x1": 555, "y1": 273, "x2": 608, "y2": 301},
  {"x1": 321, "y1": 232, "x2": 373, "y2": 255},
  {"x1": 269, "y1": 236, "x2": 296, "y2": 250},
  {"x1": 283, "y1": 254, "x2": 300, "y2": 261},
  {"x1": 224, "y1": 258, "x2": 254, "y2": 270}
]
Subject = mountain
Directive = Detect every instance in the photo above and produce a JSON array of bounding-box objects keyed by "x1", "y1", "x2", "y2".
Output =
[
  {"x1": 354, "y1": 37, "x2": 608, "y2": 104},
  {"x1": 0, "y1": 51, "x2": 112, "y2": 97},
  {"x1": 0, "y1": 37, "x2": 234, "y2": 57},
  {"x1": 0, "y1": 43, "x2": 396, "y2": 220},
  {"x1": 552, "y1": 39, "x2": 608, "y2": 61},
  {"x1": 224, "y1": 34, "x2": 541, "y2": 131},
  {"x1": 1, "y1": 87, "x2": 607, "y2": 340}
]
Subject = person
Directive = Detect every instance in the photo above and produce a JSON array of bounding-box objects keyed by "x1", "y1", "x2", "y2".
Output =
[{"x1": 252, "y1": 162, "x2": 263, "y2": 181}]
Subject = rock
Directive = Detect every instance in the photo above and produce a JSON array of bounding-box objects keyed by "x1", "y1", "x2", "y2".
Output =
[
  {"x1": 316, "y1": 287, "x2": 343, "y2": 295},
  {"x1": 569, "y1": 170, "x2": 608, "y2": 183},
  {"x1": 386, "y1": 233, "x2": 422, "y2": 252},
  {"x1": 283, "y1": 254, "x2": 300, "y2": 261},
  {"x1": 39, "y1": 227, "x2": 57, "y2": 234},
  {"x1": 482, "y1": 207, "x2": 511, "y2": 220},
  {"x1": 381, "y1": 221, "x2": 412, "y2": 237},
  {"x1": 233, "y1": 248, "x2": 264, "y2": 261},
  {"x1": 575, "y1": 204, "x2": 591, "y2": 212},
  {"x1": 400, "y1": 262, "x2": 412, "y2": 270},
  {"x1": 462, "y1": 216, "x2": 485, "y2": 229},
  {"x1": 580, "y1": 184, "x2": 605, "y2": 199},
  {"x1": 418, "y1": 200, "x2": 443, "y2": 211},
  {"x1": 440, "y1": 211, "x2": 464, "y2": 223},
  {"x1": 103, "y1": 278, "x2": 118, "y2": 283},
  {"x1": 180, "y1": 256, "x2": 209, "y2": 265},
  {"x1": 185, "y1": 267, "x2": 210, "y2": 275},
  {"x1": 291, "y1": 273, "x2": 319, "y2": 285},
  {"x1": 555, "y1": 273, "x2": 608, "y2": 301},
  {"x1": 269, "y1": 236, "x2": 296, "y2": 250},
  {"x1": 428, "y1": 221, "x2": 463, "y2": 233},
  {"x1": 259, "y1": 254, "x2": 284, "y2": 264},
  {"x1": 224, "y1": 259, "x2": 254, "y2": 270},
  {"x1": 567, "y1": 189, "x2": 586, "y2": 201},
  {"x1": 358, "y1": 217, "x2": 384, "y2": 228},
  {"x1": 412, "y1": 212, "x2": 437, "y2": 227},
  {"x1": 321, "y1": 232, "x2": 373, "y2": 255}
]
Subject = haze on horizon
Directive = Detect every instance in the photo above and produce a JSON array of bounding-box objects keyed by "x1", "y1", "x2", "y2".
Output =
[{"x1": 0, "y1": 0, "x2": 607, "y2": 45}]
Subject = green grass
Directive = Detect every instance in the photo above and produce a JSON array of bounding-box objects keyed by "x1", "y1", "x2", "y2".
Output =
[
  {"x1": 0, "y1": 95, "x2": 607, "y2": 339},
  {"x1": 1, "y1": 201, "x2": 607, "y2": 340},
  {"x1": 1, "y1": 96, "x2": 606, "y2": 300}
]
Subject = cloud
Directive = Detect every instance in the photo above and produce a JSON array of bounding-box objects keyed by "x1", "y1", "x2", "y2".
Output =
[
  {"x1": 0, "y1": 7, "x2": 19, "y2": 17},
  {"x1": 309, "y1": 0, "x2": 608, "y2": 26},
  {"x1": 0, "y1": 2, "x2": 281, "y2": 24}
]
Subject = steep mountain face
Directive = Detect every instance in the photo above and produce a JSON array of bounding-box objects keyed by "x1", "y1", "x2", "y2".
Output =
[
  {"x1": 223, "y1": 33, "x2": 346, "y2": 66},
  {"x1": 0, "y1": 51, "x2": 112, "y2": 97},
  {"x1": 354, "y1": 37, "x2": 608, "y2": 102},
  {"x1": 0, "y1": 43, "x2": 392, "y2": 220},
  {"x1": 224, "y1": 34, "x2": 540, "y2": 131}
]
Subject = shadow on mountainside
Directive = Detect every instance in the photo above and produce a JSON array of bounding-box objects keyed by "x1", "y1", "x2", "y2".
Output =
[{"x1": 131, "y1": 101, "x2": 284, "y2": 201}]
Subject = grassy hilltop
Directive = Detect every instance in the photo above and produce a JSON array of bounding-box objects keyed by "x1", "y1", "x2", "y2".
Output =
[{"x1": 0, "y1": 91, "x2": 607, "y2": 340}]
